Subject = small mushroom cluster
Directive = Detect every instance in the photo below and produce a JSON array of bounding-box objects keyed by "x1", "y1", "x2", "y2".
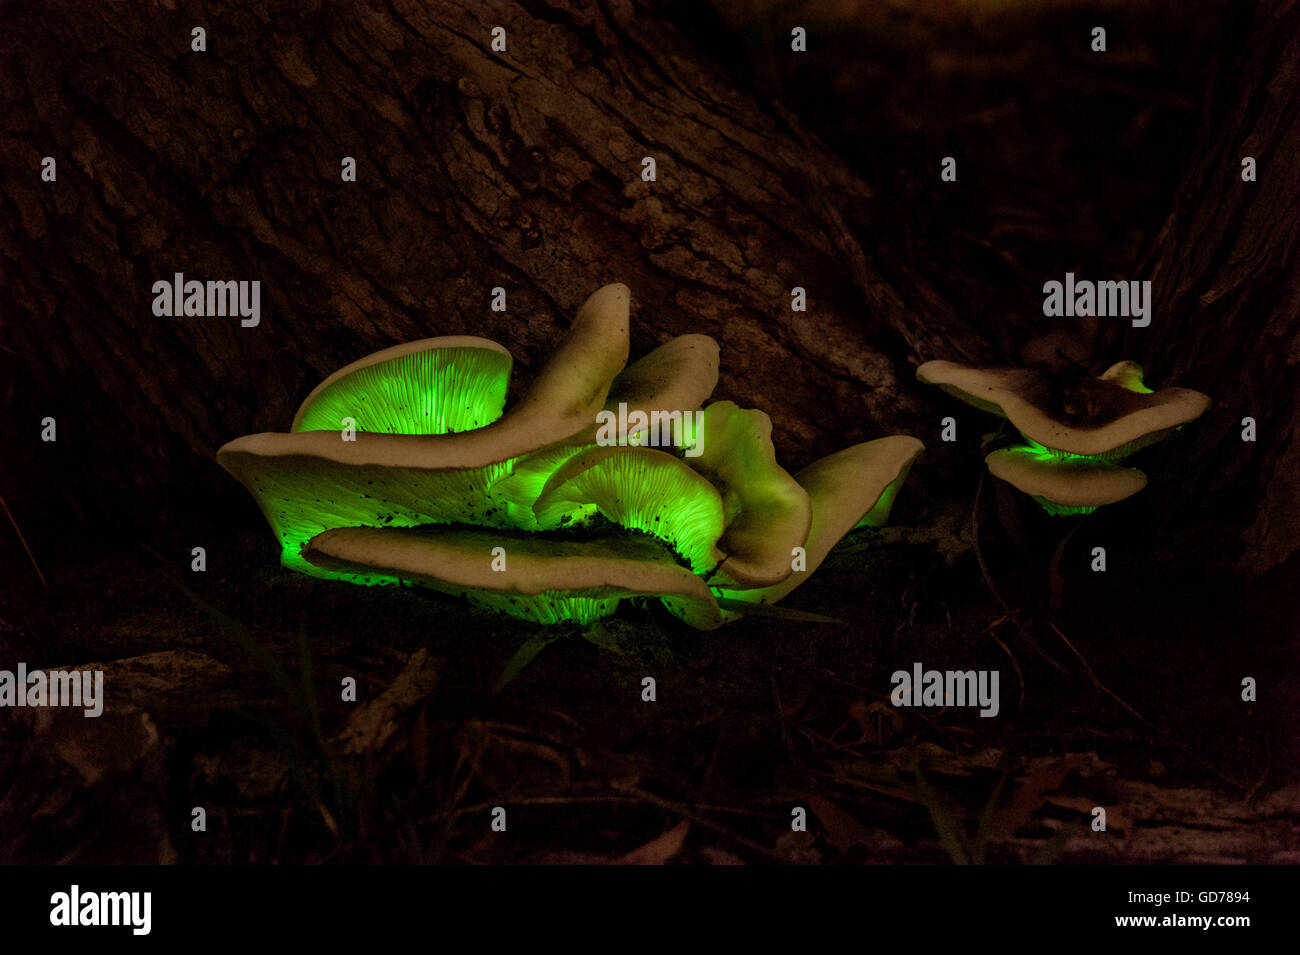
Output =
[
  {"x1": 917, "y1": 359, "x2": 1211, "y2": 516},
  {"x1": 219, "y1": 284, "x2": 924, "y2": 629}
]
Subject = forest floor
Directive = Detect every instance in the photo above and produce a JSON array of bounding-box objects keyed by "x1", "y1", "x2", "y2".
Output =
[{"x1": 3, "y1": 479, "x2": 1295, "y2": 864}]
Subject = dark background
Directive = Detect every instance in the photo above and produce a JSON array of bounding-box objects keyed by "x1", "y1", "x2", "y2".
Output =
[{"x1": 0, "y1": 0, "x2": 1296, "y2": 863}]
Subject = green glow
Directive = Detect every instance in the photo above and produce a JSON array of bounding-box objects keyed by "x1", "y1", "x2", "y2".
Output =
[
  {"x1": 685, "y1": 401, "x2": 810, "y2": 587},
  {"x1": 990, "y1": 443, "x2": 1141, "y2": 517},
  {"x1": 718, "y1": 473, "x2": 907, "y2": 609},
  {"x1": 678, "y1": 410, "x2": 703, "y2": 455},
  {"x1": 535, "y1": 448, "x2": 725, "y2": 574},
  {"x1": 855, "y1": 473, "x2": 905, "y2": 529},
  {"x1": 1032, "y1": 497, "x2": 1098, "y2": 518},
  {"x1": 1020, "y1": 431, "x2": 1176, "y2": 464},
  {"x1": 224, "y1": 452, "x2": 516, "y2": 578},
  {"x1": 488, "y1": 440, "x2": 594, "y2": 531},
  {"x1": 294, "y1": 347, "x2": 512, "y2": 435},
  {"x1": 223, "y1": 316, "x2": 927, "y2": 629},
  {"x1": 464, "y1": 590, "x2": 621, "y2": 625},
  {"x1": 300, "y1": 525, "x2": 713, "y2": 626},
  {"x1": 231, "y1": 441, "x2": 602, "y2": 590},
  {"x1": 1019, "y1": 438, "x2": 1109, "y2": 464}
]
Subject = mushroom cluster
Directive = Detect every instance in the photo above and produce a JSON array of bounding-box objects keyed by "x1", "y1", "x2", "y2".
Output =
[
  {"x1": 917, "y1": 359, "x2": 1210, "y2": 515},
  {"x1": 219, "y1": 285, "x2": 924, "y2": 629}
]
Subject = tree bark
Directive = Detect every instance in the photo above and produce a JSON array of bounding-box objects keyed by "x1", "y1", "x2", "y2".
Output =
[{"x1": 1131, "y1": 0, "x2": 1300, "y2": 576}]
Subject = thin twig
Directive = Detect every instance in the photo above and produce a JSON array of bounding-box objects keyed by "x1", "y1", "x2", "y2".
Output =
[
  {"x1": 1049, "y1": 623, "x2": 1245, "y2": 791},
  {"x1": 1048, "y1": 519, "x2": 1087, "y2": 610},
  {"x1": 0, "y1": 492, "x2": 48, "y2": 590},
  {"x1": 1048, "y1": 623, "x2": 1153, "y2": 726},
  {"x1": 772, "y1": 673, "x2": 800, "y2": 766},
  {"x1": 1244, "y1": 737, "x2": 1270, "y2": 804},
  {"x1": 989, "y1": 627, "x2": 1026, "y2": 712},
  {"x1": 818, "y1": 670, "x2": 965, "y2": 750},
  {"x1": 971, "y1": 470, "x2": 1068, "y2": 674}
]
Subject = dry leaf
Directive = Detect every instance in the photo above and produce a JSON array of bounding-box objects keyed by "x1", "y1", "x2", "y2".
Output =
[
  {"x1": 806, "y1": 794, "x2": 875, "y2": 851},
  {"x1": 617, "y1": 820, "x2": 690, "y2": 865}
]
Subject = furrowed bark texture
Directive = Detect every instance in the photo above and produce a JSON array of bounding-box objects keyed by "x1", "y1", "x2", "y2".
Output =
[{"x1": 1132, "y1": 0, "x2": 1300, "y2": 576}]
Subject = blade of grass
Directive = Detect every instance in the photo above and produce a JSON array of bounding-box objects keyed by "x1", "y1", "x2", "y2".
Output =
[
  {"x1": 713, "y1": 597, "x2": 844, "y2": 624},
  {"x1": 172, "y1": 575, "x2": 299, "y2": 702},
  {"x1": 913, "y1": 759, "x2": 971, "y2": 865},
  {"x1": 970, "y1": 768, "x2": 1009, "y2": 865},
  {"x1": 493, "y1": 631, "x2": 559, "y2": 693}
]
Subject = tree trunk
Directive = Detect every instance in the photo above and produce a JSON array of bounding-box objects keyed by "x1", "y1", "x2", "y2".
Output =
[
  {"x1": 0, "y1": 0, "x2": 977, "y2": 552},
  {"x1": 0, "y1": 0, "x2": 1293, "y2": 579},
  {"x1": 1131, "y1": 0, "x2": 1300, "y2": 576}
]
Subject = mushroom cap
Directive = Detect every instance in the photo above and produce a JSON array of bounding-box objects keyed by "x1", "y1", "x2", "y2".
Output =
[
  {"x1": 985, "y1": 446, "x2": 1147, "y2": 508},
  {"x1": 292, "y1": 336, "x2": 512, "y2": 434},
  {"x1": 684, "y1": 401, "x2": 812, "y2": 589},
  {"x1": 488, "y1": 332, "x2": 721, "y2": 525},
  {"x1": 603, "y1": 334, "x2": 720, "y2": 440},
  {"x1": 214, "y1": 448, "x2": 514, "y2": 577},
  {"x1": 534, "y1": 445, "x2": 727, "y2": 574},
  {"x1": 302, "y1": 524, "x2": 719, "y2": 626},
  {"x1": 217, "y1": 285, "x2": 632, "y2": 571},
  {"x1": 667, "y1": 435, "x2": 924, "y2": 625},
  {"x1": 502, "y1": 282, "x2": 631, "y2": 430},
  {"x1": 917, "y1": 359, "x2": 1210, "y2": 457},
  {"x1": 775, "y1": 433, "x2": 925, "y2": 580},
  {"x1": 218, "y1": 283, "x2": 631, "y2": 473},
  {"x1": 1098, "y1": 359, "x2": 1154, "y2": 395},
  {"x1": 794, "y1": 436, "x2": 926, "y2": 533}
]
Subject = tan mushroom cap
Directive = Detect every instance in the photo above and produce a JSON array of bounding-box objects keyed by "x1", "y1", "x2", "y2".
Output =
[
  {"x1": 489, "y1": 331, "x2": 721, "y2": 523},
  {"x1": 603, "y1": 334, "x2": 720, "y2": 440},
  {"x1": 218, "y1": 283, "x2": 631, "y2": 472},
  {"x1": 686, "y1": 401, "x2": 812, "y2": 589},
  {"x1": 917, "y1": 359, "x2": 1210, "y2": 457},
  {"x1": 663, "y1": 435, "x2": 925, "y2": 629},
  {"x1": 1098, "y1": 359, "x2": 1153, "y2": 394},
  {"x1": 302, "y1": 524, "x2": 719, "y2": 620},
  {"x1": 735, "y1": 435, "x2": 924, "y2": 603},
  {"x1": 985, "y1": 447, "x2": 1147, "y2": 507}
]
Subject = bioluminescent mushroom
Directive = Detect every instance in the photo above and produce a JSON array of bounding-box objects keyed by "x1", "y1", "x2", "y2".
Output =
[
  {"x1": 533, "y1": 446, "x2": 726, "y2": 574},
  {"x1": 488, "y1": 332, "x2": 720, "y2": 527},
  {"x1": 683, "y1": 401, "x2": 812, "y2": 588},
  {"x1": 602, "y1": 333, "x2": 719, "y2": 443},
  {"x1": 916, "y1": 358, "x2": 1210, "y2": 516},
  {"x1": 302, "y1": 525, "x2": 718, "y2": 626},
  {"x1": 985, "y1": 446, "x2": 1148, "y2": 517},
  {"x1": 916, "y1": 359, "x2": 1210, "y2": 459},
  {"x1": 220, "y1": 282, "x2": 923, "y2": 628},
  {"x1": 663, "y1": 436, "x2": 925, "y2": 629},
  {"x1": 218, "y1": 284, "x2": 632, "y2": 575}
]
